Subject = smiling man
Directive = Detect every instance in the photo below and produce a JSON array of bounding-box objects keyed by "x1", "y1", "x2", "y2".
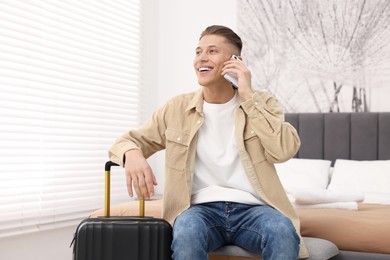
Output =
[{"x1": 108, "y1": 25, "x2": 308, "y2": 260}]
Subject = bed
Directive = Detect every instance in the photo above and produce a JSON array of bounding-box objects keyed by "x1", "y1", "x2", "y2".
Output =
[
  {"x1": 284, "y1": 112, "x2": 390, "y2": 260},
  {"x1": 91, "y1": 112, "x2": 390, "y2": 259}
]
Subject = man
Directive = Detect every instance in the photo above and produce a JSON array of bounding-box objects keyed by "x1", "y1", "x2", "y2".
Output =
[{"x1": 108, "y1": 25, "x2": 308, "y2": 260}]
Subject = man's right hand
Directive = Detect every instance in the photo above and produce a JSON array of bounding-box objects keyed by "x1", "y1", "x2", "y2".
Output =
[{"x1": 124, "y1": 149, "x2": 157, "y2": 199}]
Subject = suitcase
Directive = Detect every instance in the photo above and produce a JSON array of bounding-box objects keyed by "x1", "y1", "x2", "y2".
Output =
[{"x1": 72, "y1": 161, "x2": 173, "y2": 260}]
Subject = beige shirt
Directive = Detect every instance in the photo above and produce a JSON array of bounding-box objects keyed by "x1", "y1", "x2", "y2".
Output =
[{"x1": 108, "y1": 88, "x2": 308, "y2": 258}]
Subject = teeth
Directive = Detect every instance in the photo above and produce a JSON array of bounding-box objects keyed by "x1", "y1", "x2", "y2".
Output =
[{"x1": 199, "y1": 67, "x2": 212, "y2": 72}]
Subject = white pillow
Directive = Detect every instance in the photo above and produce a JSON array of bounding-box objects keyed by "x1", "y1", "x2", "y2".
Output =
[
  {"x1": 275, "y1": 158, "x2": 332, "y2": 194},
  {"x1": 328, "y1": 159, "x2": 390, "y2": 204}
]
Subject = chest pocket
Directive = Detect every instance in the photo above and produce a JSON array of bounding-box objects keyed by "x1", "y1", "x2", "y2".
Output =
[
  {"x1": 165, "y1": 128, "x2": 189, "y2": 171},
  {"x1": 244, "y1": 128, "x2": 266, "y2": 164}
]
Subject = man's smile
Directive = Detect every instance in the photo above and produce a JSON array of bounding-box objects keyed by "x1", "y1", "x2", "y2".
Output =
[{"x1": 198, "y1": 66, "x2": 213, "y2": 73}]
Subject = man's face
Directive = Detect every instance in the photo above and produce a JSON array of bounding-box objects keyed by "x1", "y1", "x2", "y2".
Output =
[{"x1": 193, "y1": 34, "x2": 235, "y2": 87}]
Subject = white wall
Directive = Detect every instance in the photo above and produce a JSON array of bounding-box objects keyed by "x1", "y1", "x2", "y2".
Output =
[
  {"x1": 0, "y1": 227, "x2": 75, "y2": 260},
  {"x1": 0, "y1": 1, "x2": 238, "y2": 259}
]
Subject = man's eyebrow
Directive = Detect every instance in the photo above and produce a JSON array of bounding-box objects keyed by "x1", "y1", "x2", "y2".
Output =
[{"x1": 195, "y1": 44, "x2": 218, "y2": 51}]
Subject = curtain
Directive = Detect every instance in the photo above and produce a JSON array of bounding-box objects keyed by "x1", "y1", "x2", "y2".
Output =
[{"x1": 0, "y1": 0, "x2": 144, "y2": 238}]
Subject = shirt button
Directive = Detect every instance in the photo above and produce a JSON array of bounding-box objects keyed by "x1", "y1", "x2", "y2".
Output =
[
  {"x1": 197, "y1": 120, "x2": 201, "y2": 124},
  {"x1": 255, "y1": 102, "x2": 258, "y2": 105},
  {"x1": 251, "y1": 130, "x2": 254, "y2": 134},
  {"x1": 177, "y1": 137, "x2": 181, "y2": 141}
]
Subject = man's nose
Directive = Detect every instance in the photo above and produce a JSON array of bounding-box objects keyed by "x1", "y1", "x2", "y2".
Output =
[{"x1": 197, "y1": 52, "x2": 208, "y2": 61}]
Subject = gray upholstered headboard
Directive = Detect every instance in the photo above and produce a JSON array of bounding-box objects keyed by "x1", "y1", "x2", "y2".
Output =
[{"x1": 285, "y1": 113, "x2": 390, "y2": 165}]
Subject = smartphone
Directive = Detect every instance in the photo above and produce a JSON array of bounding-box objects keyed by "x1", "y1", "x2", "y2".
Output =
[{"x1": 224, "y1": 54, "x2": 241, "y2": 89}]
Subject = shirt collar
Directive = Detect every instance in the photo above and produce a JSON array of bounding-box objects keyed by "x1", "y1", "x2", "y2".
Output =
[{"x1": 185, "y1": 88, "x2": 204, "y2": 113}]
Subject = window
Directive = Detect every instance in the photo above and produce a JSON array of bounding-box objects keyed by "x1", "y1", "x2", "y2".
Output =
[{"x1": 0, "y1": 0, "x2": 144, "y2": 238}]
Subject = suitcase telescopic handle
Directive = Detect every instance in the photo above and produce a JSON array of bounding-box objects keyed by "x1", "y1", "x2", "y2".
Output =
[
  {"x1": 104, "y1": 161, "x2": 145, "y2": 218},
  {"x1": 104, "y1": 161, "x2": 119, "y2": 217}
]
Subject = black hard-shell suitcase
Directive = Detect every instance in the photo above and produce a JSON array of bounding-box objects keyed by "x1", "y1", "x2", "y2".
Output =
[{"x1": 72, "y1": 161, "x2": 173, "y2": 260}]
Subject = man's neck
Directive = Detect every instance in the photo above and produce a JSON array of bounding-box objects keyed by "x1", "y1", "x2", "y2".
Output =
[{"x1": 202, "y1": 85, "x2": 236, "y2": 104}]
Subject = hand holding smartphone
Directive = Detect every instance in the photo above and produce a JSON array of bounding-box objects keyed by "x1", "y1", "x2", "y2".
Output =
[{"x1": 224, "y1": 54, "x2": 241, "y2": 89}]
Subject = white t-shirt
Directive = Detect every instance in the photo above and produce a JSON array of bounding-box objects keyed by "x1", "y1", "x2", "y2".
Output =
[{"x1": 191, "y1": 93, "x2": 265, "y2": 205}]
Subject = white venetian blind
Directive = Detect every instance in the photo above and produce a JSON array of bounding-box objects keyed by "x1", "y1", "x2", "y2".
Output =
[{"x1": 0, "y1": 0, "x2": 144, "y2": 238}]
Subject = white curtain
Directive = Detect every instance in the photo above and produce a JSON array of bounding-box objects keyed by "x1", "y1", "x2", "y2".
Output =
[{"x1": 0, "y1": 0, "x2": 144, "y2": 238}]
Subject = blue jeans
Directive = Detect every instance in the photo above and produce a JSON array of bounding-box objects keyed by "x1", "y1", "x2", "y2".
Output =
[{"x1": 171, "y1": 202, "x2": 299, "y2": 260}]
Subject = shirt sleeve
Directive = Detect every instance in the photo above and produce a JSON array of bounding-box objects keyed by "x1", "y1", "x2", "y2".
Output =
[
  {"x1": 240, "y1": 91, "x2": 300, "y2": 163},
  {"x1": 108, "y1": 102, "x2": 169, "y2": 167}
]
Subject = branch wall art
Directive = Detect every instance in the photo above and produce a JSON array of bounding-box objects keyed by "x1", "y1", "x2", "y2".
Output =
[{"x1": 237, "y1": 0, "x2": 390, "y2": 112}]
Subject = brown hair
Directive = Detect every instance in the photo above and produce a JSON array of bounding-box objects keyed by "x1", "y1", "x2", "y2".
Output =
[{"x1": 200, "y1": 25, "x2": 242, "y2": 54}]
